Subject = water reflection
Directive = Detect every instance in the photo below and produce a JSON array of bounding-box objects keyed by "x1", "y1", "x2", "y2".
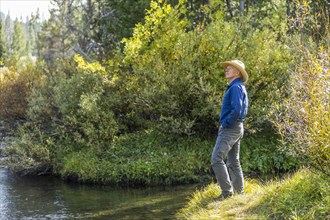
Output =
[{"x1": 0, "y1": 168, "x2": 201, "y2": 219}]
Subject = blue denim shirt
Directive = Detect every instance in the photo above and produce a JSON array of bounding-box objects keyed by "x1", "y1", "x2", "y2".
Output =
[{"x1": 219, "y1": 78, "x2": 248, "y2": 128}]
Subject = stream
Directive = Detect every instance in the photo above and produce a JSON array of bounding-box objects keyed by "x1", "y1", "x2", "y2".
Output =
[{"x1": 0, "y1": 138, "x2": 201, "y2": 219}]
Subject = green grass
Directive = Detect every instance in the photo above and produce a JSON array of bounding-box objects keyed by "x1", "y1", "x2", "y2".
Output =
[
  {"x1": 57, "y1": 130, "x2": 213, "y2": 185},
  {"x1": 55, "y1": 130, "x2": 297, "y2": 186},
  {"x1": 176, "y1": 169, "x2": 330, "y2": 219},
  {"x1": 4, "y1": 128, "x2": 298, "y2": 186}
]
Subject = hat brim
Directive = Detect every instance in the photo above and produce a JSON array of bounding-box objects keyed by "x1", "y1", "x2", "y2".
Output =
[{"x1": 221, "y1": 61, "x2": 248, "y2": 83}]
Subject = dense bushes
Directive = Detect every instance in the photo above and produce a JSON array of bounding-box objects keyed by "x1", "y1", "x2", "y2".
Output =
[
  {"x1": 1, "y1": 1, "x2": 304, "y2": 184},
  {"x1": 0, "y1": 66, "x2": 42, "y2": 122},
  {"x1": 275, "y1": 50, "x2": 330, "y2": 175},
  {"x1": 122, "y1": 1, "x2": 293, "y2": 135},
  {"x1": 4, "y1": 56, "x2": 120, "y2": 173}
]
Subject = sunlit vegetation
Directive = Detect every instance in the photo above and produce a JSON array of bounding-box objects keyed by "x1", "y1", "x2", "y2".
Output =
[
  {"x1": 177, "y1": 169, "x2": 330, "y2": 219},
  {"x1": 0, "y1": 0, "x2": 329, "y2": 217}
]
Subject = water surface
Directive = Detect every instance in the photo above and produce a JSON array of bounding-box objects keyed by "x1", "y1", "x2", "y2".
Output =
[{"x1": 0, "y1": 168, "x2": 201, "y2": 219}]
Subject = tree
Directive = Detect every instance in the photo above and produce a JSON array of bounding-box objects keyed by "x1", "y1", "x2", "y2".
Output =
[
  {"x1": 11, "y1": 19, "x2": 27, "y2": 60},
  {"x1": 0, "y1": 22, "x2": 5, "y2": 60},
  {"x1": 27, "y1": 13, "x2": 38, "y2": 58},
  {"x1": 79, "y1": 0, "x2": 119, "y2": 59},
  {"x1": 4, "y1": 13, "x2": 12, "y2": 52},
  {"x1": 103, "y1": 0, "x2": 150, "y2": 40},
  {"x1": 38, "y1": 0, "x2": 78, "y2": 66}
]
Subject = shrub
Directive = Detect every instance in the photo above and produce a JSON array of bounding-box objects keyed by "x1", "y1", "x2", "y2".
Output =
[
  {"x1": 4, "y1": 56, "x2": 119, "y2": 173},
  {"x1": 122, "y1": 0, "x2": 293, "y2": 137},
  {"x1": 3, "y1": 124, "x2": 51, "y2": 174},
  {"x1": 0, "y1": 65, "x2": 42, "y2": 123},
  {"x1": 274, "y1": 50, "x2": 330, "y2": 175}
]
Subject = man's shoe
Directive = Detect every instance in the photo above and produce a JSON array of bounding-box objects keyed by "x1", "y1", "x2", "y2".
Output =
[{"x1": 213, "y1": 193, "x2": 233, "y2": 201}]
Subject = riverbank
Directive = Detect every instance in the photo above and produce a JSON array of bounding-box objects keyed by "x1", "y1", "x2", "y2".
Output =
[
  {"x1": 176, "y1": 169, "x2": 330, "y2": 219},
  {"x1": 3, "y1": 129, "x2": 297, "y2": 186}
]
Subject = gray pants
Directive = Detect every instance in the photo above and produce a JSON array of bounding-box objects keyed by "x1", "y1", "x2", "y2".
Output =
[{"x1": 211, "y1": 122, "x2": 244, "y2": 195}]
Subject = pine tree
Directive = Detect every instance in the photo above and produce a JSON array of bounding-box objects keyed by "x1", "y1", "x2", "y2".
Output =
[
  {"x1": 0, "y1": 22, "x2": 5, "y2": 60},
  {"x1": 5, "y1": 13, "x2": 12, "y2": 51},
  {"x1": 27, "y1": 13, "x2": 38, "y2": 58},
  {"x1": 38, "y1": 0, "x2": 77, "y2": 65},
  {"x1": 11, "y1": 19, "x2": 27, "y2": 60}
]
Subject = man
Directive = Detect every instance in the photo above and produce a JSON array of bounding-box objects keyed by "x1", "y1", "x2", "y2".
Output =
[{"x1": 211, "y1": 60, "x2": 248, "y2": 200}]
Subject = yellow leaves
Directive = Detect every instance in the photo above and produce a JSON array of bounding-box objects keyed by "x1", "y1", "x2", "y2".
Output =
[
  {"x1": 276, "y1": 49, "x2": 330, "y2": 171},
  {"x1": 122, "y1": 38, "x2": 143, "y2": 64},
  {"x1": 74, "y1": 55, "x2": 105, "y2": 76},
  {"x1": 302, "y1": 0, "x2": 309, "y2": 9},
  {"x1": 73, "y1": 55, "x2": 121, "y2": 86},
  {"x1": 122, "y1": 0, "x2": 188, "y2": 66}
]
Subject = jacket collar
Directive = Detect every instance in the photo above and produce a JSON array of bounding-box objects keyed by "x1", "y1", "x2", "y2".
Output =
[{"x1": 228, "y1": 78, "x2": 242, "y2": 88}]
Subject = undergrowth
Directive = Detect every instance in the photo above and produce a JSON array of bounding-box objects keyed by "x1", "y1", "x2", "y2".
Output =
[{"x1": 4, "y1": 129, "x2": 297, "y2": 186}]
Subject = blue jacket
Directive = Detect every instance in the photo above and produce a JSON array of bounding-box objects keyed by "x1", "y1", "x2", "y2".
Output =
[{"x1": 219, "y1": 78, "x2": 248, "y2": 128}]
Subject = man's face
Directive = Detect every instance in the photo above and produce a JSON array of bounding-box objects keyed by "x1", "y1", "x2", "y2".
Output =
[{"x1": 225, "y1": 65, "x2": 241, "y2": 81}]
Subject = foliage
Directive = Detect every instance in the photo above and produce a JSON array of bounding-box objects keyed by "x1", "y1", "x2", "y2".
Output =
[
  {"x1": 5, "y1": 124, "x2": 296, "y2": 185},
  {"x1": 104, "y1": 0, "x2": 150, "y2": 41},
  {"x1": 274, "y1": 50, "x2": 330, "y2": 175},
  {"x1": 28, "y1": 55, "x2": 118, "y2": 150},
  {"x1": 241, "y1": 131, "x2": 297, "y2": 174},
  {"x1": 38, "y1": 0, "x2": 78, "y2": 66},
  {"x1": 287, "y1": 0, "x2": 330, "y2": 44},
  {"x1": 177, "y1": 169, "x2": 330, "y2": 219},
  {"x1": 3, "y1": 124, "x2": 51, "y2": 175},
  {"x1": 47, "y1": 129, "x2": 293, "y2": 186},
  {"x1": 3, "y1": 58, "x2": 118, "y2": 176},
  {"x1": 0, "y1": 22, "x2": 5, "y2": 60},
  {"x1": 122, "y1": 0, "x2": 293, "y2": 136},
  {"x1": 2, "y1": 0, "x2": 299, "y2": 184},
  {"x1": 1, "y1": 13, "x2": 41, "y2": 68},
  {"x1": 252, "y1": 169, "x2": 330, "y2": 219},
  {"x1": 0, "y1": 65, "x2": 42, "y2": 122},
  {"x1": 57, "y1": 130, "x2": 210, "y2": 185},
  {"x1": 10, "y1": 19, "x2": 29, "y2": 67}
]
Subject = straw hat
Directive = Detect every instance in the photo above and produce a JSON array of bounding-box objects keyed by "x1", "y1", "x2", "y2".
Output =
[{"x1": 221, "y1": 60, "x2": 248, "y2": 83}]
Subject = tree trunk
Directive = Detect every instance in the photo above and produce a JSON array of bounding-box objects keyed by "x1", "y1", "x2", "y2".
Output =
[{"x1": 246, "y1": 0, "x2": 249, "y2": 13}]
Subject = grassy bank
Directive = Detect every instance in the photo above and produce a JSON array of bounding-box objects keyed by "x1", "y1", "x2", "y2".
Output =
[
  {"x1": 177, "y1": 169, "x2": 330, "y2": 219},
  {"x1": 53, "y1": 130, "x2": 296, "y2": 186},
  {"x1": 55, "y1": 130, "x2": 212, "y2": 186},
  {"x1": 4, "y1": 129, "x2": 297, "y2": 186}
]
